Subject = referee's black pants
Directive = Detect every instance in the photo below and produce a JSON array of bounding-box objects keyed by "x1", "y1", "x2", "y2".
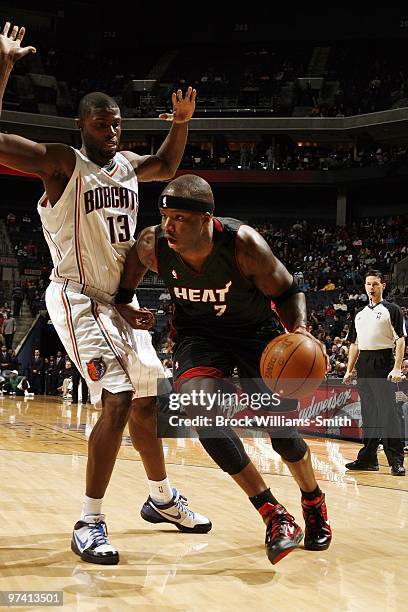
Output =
[{"x1": 356, "y1": 349, "x2": 404, "y2": 465}]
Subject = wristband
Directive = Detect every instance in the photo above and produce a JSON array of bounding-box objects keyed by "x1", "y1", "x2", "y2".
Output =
[{"x1": 115, "y1": 287, "x2": 135, "y2": 304}]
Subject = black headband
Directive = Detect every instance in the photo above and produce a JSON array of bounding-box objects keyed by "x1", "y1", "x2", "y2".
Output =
[{"x1": 158, "y1": 195, "x2": 214, "y2": 214}]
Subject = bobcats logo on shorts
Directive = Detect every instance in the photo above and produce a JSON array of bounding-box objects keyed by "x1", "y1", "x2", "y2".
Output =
[{"x1": 87, "y1": 357, "x2": 107, "y2": 381}]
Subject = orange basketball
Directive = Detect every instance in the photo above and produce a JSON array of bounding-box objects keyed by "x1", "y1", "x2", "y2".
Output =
[{"x1": 260, "y1": 333, "x2": 326, "y2": 399}]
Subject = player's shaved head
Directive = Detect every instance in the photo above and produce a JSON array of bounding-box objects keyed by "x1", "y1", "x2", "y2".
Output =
[
  {"x1": 162, "y1": 174, "x2": 214, "y2": 206},
  {"x1": 78, "y1": 91, "x2": 119, "y2": 120}
]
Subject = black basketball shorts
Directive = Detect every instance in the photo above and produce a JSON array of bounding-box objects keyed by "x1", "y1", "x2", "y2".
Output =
[{"x1": 172, "y1": 330, "x2": 297, "y2": 414}]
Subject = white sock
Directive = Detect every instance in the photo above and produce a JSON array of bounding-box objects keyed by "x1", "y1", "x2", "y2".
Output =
[
  {"x1": 81, "y1": 495, "x2": 103, "y2": 519},
  {"x1": 148, "y1": 477, "x2": 173, "y2": 504}
]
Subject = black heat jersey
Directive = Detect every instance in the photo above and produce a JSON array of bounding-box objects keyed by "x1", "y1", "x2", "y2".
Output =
[{"x1": 155, "y1": 217, "x2": 281, "y2": 339}]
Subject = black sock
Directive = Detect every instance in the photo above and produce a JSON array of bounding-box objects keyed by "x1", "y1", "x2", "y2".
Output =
[
  {"x1": 301, "y1": 485, "x2": 322, "y2": 500},
  {"x1": 249, "y1": 488, "x2": 279, "y2": 510}
]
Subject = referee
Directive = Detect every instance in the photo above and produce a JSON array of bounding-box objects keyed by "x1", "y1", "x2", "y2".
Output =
[{"x1": 343, "y1": 270, "x2": 406, "y2": 476}]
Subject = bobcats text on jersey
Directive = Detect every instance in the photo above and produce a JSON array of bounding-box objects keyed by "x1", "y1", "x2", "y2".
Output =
[{"x1": 84, "y1": 186, "x2": 138, "y2": 214}]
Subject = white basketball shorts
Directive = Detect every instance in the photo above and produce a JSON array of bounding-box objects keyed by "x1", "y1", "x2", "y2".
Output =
[{"x1": 46, "y1": 281, "x2": 165, "y2": 403}]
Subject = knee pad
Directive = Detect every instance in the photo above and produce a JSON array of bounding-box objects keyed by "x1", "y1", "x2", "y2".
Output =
[
  {"x1": 198, "y1": 427, "x2": 251, "y2": 475},
  {"x1": 270, "y1": 433, "x2": 307, "y2": 463}
]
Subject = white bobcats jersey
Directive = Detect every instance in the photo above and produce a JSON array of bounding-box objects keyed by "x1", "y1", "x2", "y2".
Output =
[{"x1": 38, "y1": 148, "x2": 139, "y2": 297}]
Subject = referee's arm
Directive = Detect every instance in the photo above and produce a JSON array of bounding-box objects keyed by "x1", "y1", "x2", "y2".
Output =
[
  {"x1": 344, "y1": 342, "x2": 359, "y2": 385},
  {"x1": 389, "y1": 336, "x2": 405, "y2": 382},
  {"x1": 388, "y1": 303, "x2": 406, "y2": 382},
  {"x1": 343, "y1": 315, "x2": 359, "y2": 385}
]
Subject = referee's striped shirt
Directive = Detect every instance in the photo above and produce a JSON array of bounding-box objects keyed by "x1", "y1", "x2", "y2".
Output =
[{"x1": 348, "y1": 300, "x2": 406, "y2": 350}]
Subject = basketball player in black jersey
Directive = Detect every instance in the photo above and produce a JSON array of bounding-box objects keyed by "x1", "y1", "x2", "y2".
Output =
[{"x1": 116, "y1": 174, "x2": 332, "y2": 565}]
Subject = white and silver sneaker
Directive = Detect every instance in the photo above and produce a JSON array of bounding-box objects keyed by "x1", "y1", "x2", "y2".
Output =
[
  {"x1": 141, "y1": 488, "x2": 212, "y2": 533},
  {"x1": 71, "y1": 513, "x2": 119, "y2": 565}
]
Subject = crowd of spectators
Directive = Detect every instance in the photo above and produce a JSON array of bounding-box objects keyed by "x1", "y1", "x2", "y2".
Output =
[
  {"x1": 308, "y1": 41, "x2": 408, "y2": 118},
  {"x1": 254, "y1": 215, "x2": 408, "y2": 291},
  {"x1": 0, "y1": 348, "x2": 90, "y2": 400},
  {"x1": 4, "y1": 37, "x2": 408, "y2": 119},
  {"x1": 181, "y1": 142, "x2": 408, "y2": 172}
]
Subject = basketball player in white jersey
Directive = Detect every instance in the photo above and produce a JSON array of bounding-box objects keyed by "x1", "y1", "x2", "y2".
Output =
[{"x1": 0, "y1": 21, "x2": 211, "y2": 565}]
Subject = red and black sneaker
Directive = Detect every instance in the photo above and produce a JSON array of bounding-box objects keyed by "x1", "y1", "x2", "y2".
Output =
[
  {"x1": 260, "y1": 502, "x2": 304, "y2": 565},
  {"x1": 301, "y1": 493, "x2": 332, "y2": 551}
]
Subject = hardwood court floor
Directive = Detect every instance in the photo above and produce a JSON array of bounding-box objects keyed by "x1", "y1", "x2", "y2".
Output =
[{"x1": 0, "y1": 395, "x2": 407, "y2": 611}]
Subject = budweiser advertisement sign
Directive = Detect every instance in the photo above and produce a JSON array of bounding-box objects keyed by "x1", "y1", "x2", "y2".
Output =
[{"x1": 296, "y1": 382, "x2": 362, "y2": 439}]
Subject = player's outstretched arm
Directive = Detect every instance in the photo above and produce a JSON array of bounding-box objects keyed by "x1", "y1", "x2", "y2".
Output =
[
  {"x1": 0, "y1": 21, "x2": 74, "y2": 179},
  {"x1": 122, "y1": 87, "x2": 197, "y2": 182}
]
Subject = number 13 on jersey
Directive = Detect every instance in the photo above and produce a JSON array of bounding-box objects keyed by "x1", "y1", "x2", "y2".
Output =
[{"x1": 107, "y1": 215, "x2": 131, "y2": 244}]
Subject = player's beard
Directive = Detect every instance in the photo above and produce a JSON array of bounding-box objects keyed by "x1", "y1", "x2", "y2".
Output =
[{"x1": 84, "y1": 138, "x2": 116, "y2": 166}]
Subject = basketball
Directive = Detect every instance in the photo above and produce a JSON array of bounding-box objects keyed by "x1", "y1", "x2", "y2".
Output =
[{"x1": 260, "y1": 333, "x2": 326, "y2": 399}]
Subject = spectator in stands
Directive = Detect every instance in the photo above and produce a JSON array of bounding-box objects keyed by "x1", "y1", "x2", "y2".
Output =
[
  {"x1": 5, "y1": 210, "x2": 16, "y2": 224},
  {"x1": 158, "y1": 288, "x2": 172, "y2": 313},
  {"x1": 293, "y1": 268, "x2": 304, "y2": 287},
  {"x1": 322, "y1": 279, "x2": 336, "y2": 291},
  {"x1": 45, "y1": 356, "x2": 57, "y2": 395},
  {"x1": 2, "y1": 314, "x2": 16, "y2": 349},
  {"x1": 358, "y1": 290, "x2": 368, "y2": 305},
  {"x1": 333, "y1": 361, "x2": 347, "y2": 377},
  {"x1": 27, "y1": 349, "x2": 44, "y2": 395},
  {"x1": 71, "y1": 362, "x2": 89, "y2": 404},
  {"x1": 54, "y1": 350, "x2": 66, "y2": 380},
  {"x1": 329, "y1": 345, "x2": 340, "y2": 371},
  {"x1": 12, "y1": 282, "x2": 24, "y2": 317},
  {"x1": 328, "y1": 315, "x2": 346, "y2": 338},
  {"x1": 265, "y1": 145, "x2": 275, "y2": 169},
  {"x1": 0, "y1": 345, "x2": 10, "y2": 374},
  {"x1": 347, "y1": 290, "x2": 359, "y2": 308},
  {"x1": 309, "y1": 309, "x2": 319, "y2": 326},
  {"x1": 7, "y1": 349, "x2": 19, "y2": 372},
  {"x1": 161, "y1": 338, "x2": 174, "y2": 354},
  {"x1": 30, "y1": 290, "x2": 45, "y2": 315},
  {"x1": 159, "y1": 288, "x2": 171, "y2": 304},
  {"x1": 162, "y1": 358, "x2": 173, "y2": 378},
  {"x1": 333, "y1": 297, "x2": 348, "y2": 317},
  {"x1": 4, "y1": 370, "x2": 30, "y2": 396},
  {"x1": 58, "y1": 359, "x2": 73, "y2": 400}
]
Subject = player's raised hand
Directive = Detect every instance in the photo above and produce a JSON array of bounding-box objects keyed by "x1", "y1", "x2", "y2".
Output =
[
  {"x1": 159, "y1": 86, "x2": 197, "y2": 123},
  {"x1": 0, "y1": 21, "x2": 36, "y2": 64}
]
